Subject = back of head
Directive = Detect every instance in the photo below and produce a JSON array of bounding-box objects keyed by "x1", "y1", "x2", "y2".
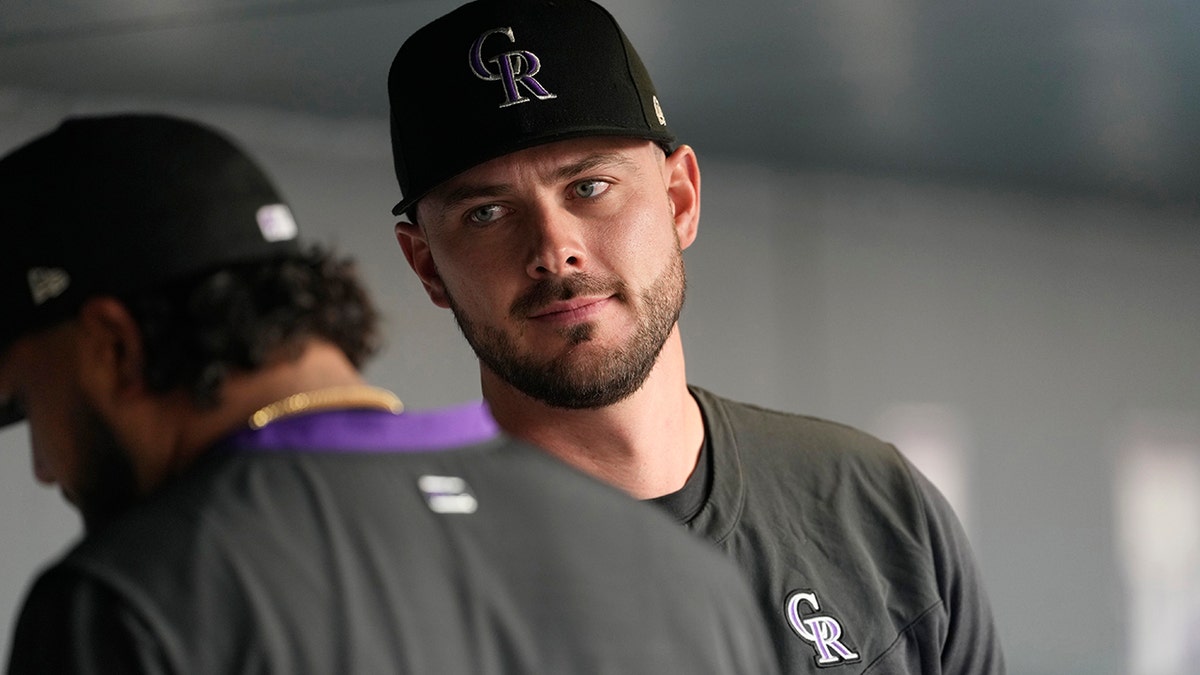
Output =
[
  {"x1": 387, "y1": 0, "x2": 675, "y2": 218},
  {"x1": 0, "y1": 113, "x2": 300, "y2": 343},
  {"x1": 0, "y1": 114, "x2": 376, "y2": 426}
]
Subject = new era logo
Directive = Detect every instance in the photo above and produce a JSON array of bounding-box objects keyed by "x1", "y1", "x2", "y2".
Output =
[
  {"x1": 27, "y1": 267, "x2": 70, "y2": 305},
  {"x1": 256, "y1": 204, "x2": 298, "y2": 242}
]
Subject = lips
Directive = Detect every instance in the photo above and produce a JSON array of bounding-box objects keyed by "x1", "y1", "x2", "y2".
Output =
[
  {"x1": 510, "y1": 273, "x2": 622, "y2": 320},
  {"x1": 528, "y1": 296, "x2": 611, "y2": 323}
]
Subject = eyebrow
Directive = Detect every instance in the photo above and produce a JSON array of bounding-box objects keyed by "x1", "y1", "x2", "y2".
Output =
[
  {"x1": 429, "y1": 151, "x2": 640, "y2": 222},
  {"x1": 550, "y1": 151, "x2": 638, "y2": 183}
]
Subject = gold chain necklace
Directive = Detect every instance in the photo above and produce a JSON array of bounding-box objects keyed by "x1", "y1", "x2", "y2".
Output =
[{"x1": 248, "y1": 385, "x2": 404, "y2": 430}]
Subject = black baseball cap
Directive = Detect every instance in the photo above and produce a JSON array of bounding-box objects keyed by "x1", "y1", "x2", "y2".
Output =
[
  {"x1": 0, "y1": 113, "x2": 302, "y2": 427},
  {"x1": 388, "y1": 0, "x2": 675, "y2": 219}
]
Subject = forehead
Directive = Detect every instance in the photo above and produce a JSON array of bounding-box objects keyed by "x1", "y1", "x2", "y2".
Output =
[
  {"x1": 470, "y1": 135, "x2": 658, "y2": 173},
  {"x1": 419, "y1": 137, "x2": 659, "y2": 208}
]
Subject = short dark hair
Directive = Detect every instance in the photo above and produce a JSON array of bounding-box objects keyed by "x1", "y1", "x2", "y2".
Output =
[{"x1": 119, "y1": 245, "x2": 381, "y2": 408}]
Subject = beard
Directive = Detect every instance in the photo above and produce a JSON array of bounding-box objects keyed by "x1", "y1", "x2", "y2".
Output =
[
  {"x1": 446, "y1": 247, "x2": 687, "y2": 410},
  {"x1": 71, "y1": 403, "x2": 141, "y2": 534}
]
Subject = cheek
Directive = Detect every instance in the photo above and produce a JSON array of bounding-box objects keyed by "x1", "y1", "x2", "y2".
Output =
[
  {"x1": 597, "y1": 203, "x2": 678, "y2": 269},
  {"x1": 433, "y1": 239, "x2": 521, "y2": 302},
  {"x1": 26, "y1": 408, "x2": 82, "y2": 485},
  {"x1": 22, "y1": 374, "x2": 91, "y2": 488}
]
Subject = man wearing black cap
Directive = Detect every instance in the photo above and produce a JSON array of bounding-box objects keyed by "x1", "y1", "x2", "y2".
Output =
[
  {"x1": 388, "y1": 1, "x2": 1006, "y2": 672},
  {"x1": 0, "y1": 113, "x2": 781, "y2": 674}
]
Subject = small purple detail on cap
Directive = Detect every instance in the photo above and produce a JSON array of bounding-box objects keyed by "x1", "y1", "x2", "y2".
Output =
[{"x1": 224, "y1": 400, "x2": 500, "y2": 454}]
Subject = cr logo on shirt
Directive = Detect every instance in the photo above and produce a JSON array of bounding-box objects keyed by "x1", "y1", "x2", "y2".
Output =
[{"x1": 784, "y1": 590, "x2": 862, "y2": 667}]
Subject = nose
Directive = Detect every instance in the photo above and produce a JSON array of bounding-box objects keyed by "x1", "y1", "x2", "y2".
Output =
[{"x1": 525, "y1": 206, "x2": 586, "y2": 278}]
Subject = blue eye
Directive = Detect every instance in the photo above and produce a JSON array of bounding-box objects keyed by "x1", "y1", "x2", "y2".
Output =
[
  {"x1": 572, "y1": 180, "x2": 610, "y2": 199},
  {"x1": 468, "y1": 204, "x2": 507, "y2": 224}
]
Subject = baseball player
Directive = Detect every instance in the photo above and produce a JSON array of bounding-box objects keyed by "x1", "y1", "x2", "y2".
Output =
[
  {"x1": 386, "y1": 0, "x2": 1006, "y2": 672},
  {"x1": 0, "y1": 113, "x2": 781, "y2": 674}
]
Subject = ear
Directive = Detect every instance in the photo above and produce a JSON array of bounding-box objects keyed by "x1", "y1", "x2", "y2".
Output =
[
  {"x1": 664, "y1": 144, "x2": 701, "y2": 251},
  {"x1": 74, "y1": 297, "x2": 148, "y2": 416},
  {"x1": 395, "y1": 221, "x2": 451, "y2": 308}
]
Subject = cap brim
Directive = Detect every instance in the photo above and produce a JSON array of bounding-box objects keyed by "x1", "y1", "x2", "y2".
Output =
[
  {"x1": 391, "y1": 198, "x2": 413, "y2": 218},
  {"x1": 389, "y1": 131, "x2": 676, "y2": 220}
]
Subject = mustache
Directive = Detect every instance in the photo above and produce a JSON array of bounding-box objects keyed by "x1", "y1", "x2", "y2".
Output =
[{"x1": 510, "y1": 273, "x2": 624, "y2": 318}]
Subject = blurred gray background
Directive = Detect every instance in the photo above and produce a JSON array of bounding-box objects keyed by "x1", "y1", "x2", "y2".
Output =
[{"x1": 1, "y1": 1, "x2": 1197, "y2": 673}]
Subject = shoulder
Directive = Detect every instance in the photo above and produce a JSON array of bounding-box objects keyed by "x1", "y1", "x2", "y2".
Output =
[
  {"x1": 689, "y1": 388, "x2": 1004, "y2": 670},
  {"x1": 39, "y1": 439, "x2": 774, "y2": 672},
  {"x1": 7, "y1": 558, "x2": 172, "y2": 673},
  {"x1": 691, "y1": 385, "x2": 910, "y2": 483},
  {"x1": 689, "y1": 385, "x2": 943, "y2": 564},
  {"x1": 693, "y1": 386, "x2": 892, "y2": 446}
]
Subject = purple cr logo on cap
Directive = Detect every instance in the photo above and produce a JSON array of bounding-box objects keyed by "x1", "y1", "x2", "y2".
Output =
[{"x1": 470, "y1": 27, "x2": 558, "y2": 109}]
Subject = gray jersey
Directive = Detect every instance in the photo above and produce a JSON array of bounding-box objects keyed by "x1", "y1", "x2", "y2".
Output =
[
  {"x1": 667, "y1": 387, "x2": 1005, "y2": 673},
  {"x1": 7, "y1": 404, "x2": 780, "y2": 675}
]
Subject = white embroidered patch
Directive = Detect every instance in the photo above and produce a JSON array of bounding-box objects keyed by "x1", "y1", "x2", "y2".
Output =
[
  {"x1": 418, "y1": 475, "x2": 478, "y2": 514},
  {"x1": 784, "y1": 590, "x2": 862, "y2": 667}
]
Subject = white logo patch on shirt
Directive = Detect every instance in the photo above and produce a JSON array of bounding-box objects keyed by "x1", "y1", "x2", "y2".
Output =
[
  {"x1": 418, "y1": 475, "x2": 478, "y2": 514},
  {"x1": 784, "y1": 589, "x2": 862, "y2": 667}
]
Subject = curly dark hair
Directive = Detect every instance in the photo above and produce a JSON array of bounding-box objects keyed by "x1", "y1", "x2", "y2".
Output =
[{"x1": 118, "y1": 245, "x2": 381, "y2": 408}]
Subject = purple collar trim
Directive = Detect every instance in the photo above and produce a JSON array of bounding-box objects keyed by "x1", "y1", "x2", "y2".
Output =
[{"x1": 221, "y1": 400, "x2": 500, "y2": 453}]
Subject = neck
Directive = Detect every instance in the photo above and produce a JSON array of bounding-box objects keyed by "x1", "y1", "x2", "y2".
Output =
[
  {"x1": 142, "y1": 341, "x2": 369, "y2": 486},
  {"x1": 482, "y1": 328, "x2": 703, "y2": 499}
]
